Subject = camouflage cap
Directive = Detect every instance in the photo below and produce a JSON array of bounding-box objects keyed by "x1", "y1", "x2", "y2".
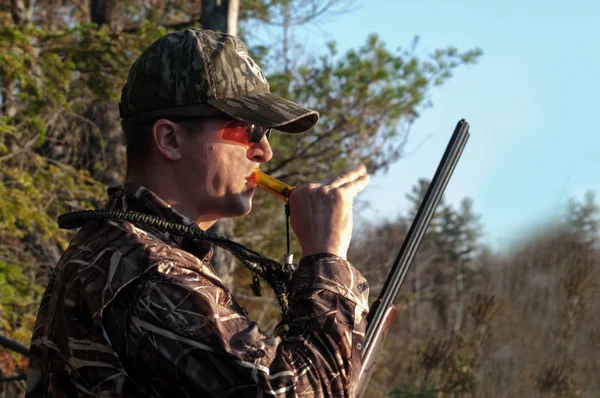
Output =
[{"x1": 119, "y1": 29, "x2": 319, "y2": 133}]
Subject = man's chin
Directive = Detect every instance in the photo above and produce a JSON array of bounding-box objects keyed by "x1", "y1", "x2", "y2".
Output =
[{"x1": 226, "y1": 195, "x2": 253, "y2": 218}]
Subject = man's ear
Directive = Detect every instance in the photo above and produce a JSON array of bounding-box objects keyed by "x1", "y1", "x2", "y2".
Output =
[{"x1": 153, "y1": 119, "x2": 182, "y2": 161}]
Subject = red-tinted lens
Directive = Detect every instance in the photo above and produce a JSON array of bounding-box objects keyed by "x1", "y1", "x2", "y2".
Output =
[{"x1": 223, "y1": 122, "x2": 271, "y2": 145}]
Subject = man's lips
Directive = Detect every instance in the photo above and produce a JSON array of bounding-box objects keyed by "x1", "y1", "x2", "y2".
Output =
[{"x1": 245, "y1": 168, "x2": 259, "y2": 187}]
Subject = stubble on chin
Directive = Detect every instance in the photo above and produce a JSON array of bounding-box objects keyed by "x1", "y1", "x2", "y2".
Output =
[
  {"x1": 221, "y1": 190, "x2": 254, "y2": 218},
  {"x1": 238, "y1": 191, "x2": 254, "y2": 216}
]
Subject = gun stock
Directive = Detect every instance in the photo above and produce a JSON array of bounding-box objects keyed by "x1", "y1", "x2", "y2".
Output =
[
  {"x1": 356, "y1": 304, "x2": 396, "y2": 397},
  {"x1": 357, "y1": 119, "x2": 470, "y2": 396}
]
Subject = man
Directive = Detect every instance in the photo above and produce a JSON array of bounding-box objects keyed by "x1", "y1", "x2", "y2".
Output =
[{"x1": 26, "y1": 29, "x2": 370, "y2": 397}]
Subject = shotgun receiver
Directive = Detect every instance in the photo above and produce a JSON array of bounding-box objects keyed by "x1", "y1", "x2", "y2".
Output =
[{"x1": 356, "y1": 119, "x2": 471, "y2": 397}]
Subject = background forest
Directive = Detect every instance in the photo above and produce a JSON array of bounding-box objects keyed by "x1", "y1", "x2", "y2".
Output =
[{"x1": 1, "y1": 0, "x2": 598, "y2": 397}]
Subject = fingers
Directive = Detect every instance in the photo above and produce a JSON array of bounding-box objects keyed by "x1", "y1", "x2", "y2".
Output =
[
  {"x1": 338, "y1": 169, "x2": 370, "y2": 196},
  {"x1": 289, "y1": 163, "x2": 369, "y2": 260},
  {"x1": 292, "y1": 163, "x2": 370, "y2": 201},
  {"x1": 328, "y1": 163, "x2": 368, "y2": 188}
]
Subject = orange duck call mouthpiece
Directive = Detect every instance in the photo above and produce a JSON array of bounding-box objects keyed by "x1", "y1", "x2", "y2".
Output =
[{"x1": 248, "y1": 168, "x2": 294, "y2": 202}]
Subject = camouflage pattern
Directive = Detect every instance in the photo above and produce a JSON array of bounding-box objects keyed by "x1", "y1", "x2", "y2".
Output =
[
  {"x1": 26, "y1": 184, "x2": 370, "y2": 397},
  {"x1": 120, "y1": 29, "x2": 319, "y2": 132}
]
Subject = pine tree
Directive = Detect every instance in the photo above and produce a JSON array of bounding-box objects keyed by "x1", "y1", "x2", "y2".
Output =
[{"x1": 567, "y1": 190, "x2": 599, "y2": 248}]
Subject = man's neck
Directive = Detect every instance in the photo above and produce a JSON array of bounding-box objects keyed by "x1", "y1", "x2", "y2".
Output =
[{"x1": 125, "y1": 173, "x2": 217, "y2": 231}]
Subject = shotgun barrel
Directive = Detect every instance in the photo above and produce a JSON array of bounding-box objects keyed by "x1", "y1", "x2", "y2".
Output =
[{"x1": 357, "y1": 119, "x2": 470, "y2": 396}]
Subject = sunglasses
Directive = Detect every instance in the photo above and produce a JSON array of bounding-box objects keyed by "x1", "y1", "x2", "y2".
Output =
[
  {"x1": 141, "y1": 114, "x2": 272, "y2": 143},
  {"x1": 226, "y1": 120, "x2": 272, "y2": 143}
]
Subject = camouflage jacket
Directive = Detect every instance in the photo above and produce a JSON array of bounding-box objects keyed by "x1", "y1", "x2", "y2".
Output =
[{"x1": 26, "y1": 184, "x2": 370, "y2": 397}]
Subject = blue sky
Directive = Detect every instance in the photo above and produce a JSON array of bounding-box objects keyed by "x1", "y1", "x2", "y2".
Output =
[{"x1": 255, "y1": 0, "x2": 600, "y2": 251}]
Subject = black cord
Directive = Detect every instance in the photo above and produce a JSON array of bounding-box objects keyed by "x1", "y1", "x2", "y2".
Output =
[
  {"x1": 285, "y1": 203, "x2": 291, "y2": 255},
  {"x1": 0, "y1": 374, "x2": 26, "y2": 383},
  {"x1": 57, "y1": 210, "x2": 293, "y2": 324}
]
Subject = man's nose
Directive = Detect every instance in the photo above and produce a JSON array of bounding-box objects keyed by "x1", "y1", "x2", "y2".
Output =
[{"x1": 247, "y1": 136, "x2": 273, "y2": 163}]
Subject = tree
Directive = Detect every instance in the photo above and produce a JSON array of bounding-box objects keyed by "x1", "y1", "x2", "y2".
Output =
[
  {"x1": 0, "y1": 0, "x2": 165, "y2": 377},
  {"x1": 202, "y1": 0, "x2": 239, "y2": 35},
  {"x1": 437, "y1": 198, "x2": 481, "y2": 332},
  {"x1": 198, "y1": 0, "x2": 242, "y2": 290},
  {"x1": 404, "y1": 179, "x2": 481, "y2": 332},
  {"x1": 567, "y1": 190, "x2": 599, "y2": 248},
  {"x1": 347, "y1": 187, "x2": 484, "y2": 397}
]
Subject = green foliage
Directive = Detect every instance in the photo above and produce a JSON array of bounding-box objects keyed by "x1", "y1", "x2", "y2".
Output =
[
  {"x1": 259, "y1": 34, "x2": 482, "y2": 179},
  {"x1": 0, "y1": 10, "x2": 165, "y2": 349},
  {"x1": 0, "y1": 260, "x2": 42, "y2": 327},
  {"x1": 406, "y1": 178, "x2": 481, "y2": 262},
  {"x1": 435, "y1": 198, "x2": 482, "y2": 264}
]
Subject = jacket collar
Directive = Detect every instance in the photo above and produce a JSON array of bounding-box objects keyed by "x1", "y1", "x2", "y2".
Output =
[{"x1": 104, "y1": 183, "x2": 213, "y2": 262}]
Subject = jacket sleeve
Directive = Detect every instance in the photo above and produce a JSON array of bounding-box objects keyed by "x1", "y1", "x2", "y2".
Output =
[{"x1": 111, "y1": 253, "x2": 369, "y2": 397}]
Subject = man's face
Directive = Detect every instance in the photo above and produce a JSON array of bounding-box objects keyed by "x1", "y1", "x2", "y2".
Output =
[{"x1": 174, "y1": 118, "x2": 274, "y2": 222}]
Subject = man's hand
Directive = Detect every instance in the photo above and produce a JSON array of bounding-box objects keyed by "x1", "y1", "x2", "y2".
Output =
[{"x1": 289, "y1": 164, "x2": 370, "y2": 260}]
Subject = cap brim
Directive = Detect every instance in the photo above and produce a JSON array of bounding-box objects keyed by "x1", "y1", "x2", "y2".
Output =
[{"x1": 208, "y1": 93, "x2": 319, "y2": 133}]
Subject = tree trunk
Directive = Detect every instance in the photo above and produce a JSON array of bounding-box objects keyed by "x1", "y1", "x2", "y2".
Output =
[
  {"x1": 90, "y1": 0, "x2": 124, "y2": 32},
  {"x1": 1, "y1": 79, "x2": 18, "y2": 118},
  {"x1": 227, "y1": 0, "x2": 239, "y2": 36},
  {"x1": 282, "y1": 1, "x2": 291, "y2": 74},
  {"x1": 207, "y1": 218, "x2": 236, "y2": 290},
  {"x1": 201, "y1": 0, "x2": 240, "y2": 290},
  {"x1": 453, "y1": 260, "x2": 464, "y2": 332},
  {"x1": 84, "y1": 0, "x2": 126, "y2": 186},
  {"x1": 10, "y1": 0, "x2": 34, "y2": 25},
  {"x1": 3, "y1": 0, "x2": 34, "y2": 117},
  {"x1": 82, "y1": 100, "x2": 125, "y2": 186},
  {"x1": 201, "y1": 0, "x2": 239, "y2": 35}
]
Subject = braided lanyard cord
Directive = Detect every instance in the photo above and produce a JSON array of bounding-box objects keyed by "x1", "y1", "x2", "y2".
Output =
[
  {"x1": 285, "y1": 203, "x2": 291, "y2": 255},
  {"x1": 57, "y1": 210, "x2": 294, "y2": 327}
]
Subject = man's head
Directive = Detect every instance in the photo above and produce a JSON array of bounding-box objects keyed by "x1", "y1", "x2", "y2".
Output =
[{"x1": 120, "y1": 29, "x2": 318, "y2": 228}]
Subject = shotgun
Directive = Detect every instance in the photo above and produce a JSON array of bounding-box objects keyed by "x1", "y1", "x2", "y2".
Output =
[{"x1": 356, "y1": 119, "x2": 471, "y2": 397}]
